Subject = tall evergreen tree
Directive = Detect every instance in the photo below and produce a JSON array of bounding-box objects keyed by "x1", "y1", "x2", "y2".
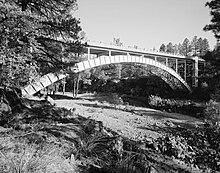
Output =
[
  {"x1": 0, "y1": 0, "x2": 83, "y2": 88},
  {"x1": 166, "y1": 42, "x2": 174, "y2": 54},
  {"x1": 159, "y1": 44, "x2": 166, "y2": 52},
  {"x1": 197, "y1": 37, "x2": 204, "y2": 56},
  {"x1": 173, "y1": 44, "x2": 179, "y2": 54},
  {"x1": 182, "y1": 38, "x2": 190, "y2": 56},
  {"x1": 204, "y1": 0, "x2": 220, "y2": 40},
  {"x1": 191, "y1": 36, "x2": 199, "y2": 56},
  {"x1": 201, "y1": 38, "x2": 210, "y2": 55},
  {"x1": 178, "y1": 43, "x2": 183, "y2": 55}
]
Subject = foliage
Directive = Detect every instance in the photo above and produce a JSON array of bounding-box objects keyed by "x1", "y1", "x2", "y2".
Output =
[
  {"x1": 201, "y1": 1, "x2": 220, "y2": 103},
  {"x1": 0, "y1": 0, "x2": 83, "y2": 88},
  {"x1": 112, "y1": 93, "x2": 124, "y2": 108},
  {"x1": 148, "y1": 95, "x2": 205, "y2": 117},
  {"x1": 204, "y1": 100, "x2": 220, "y2": 125},
  {"x1": 159, "y1": 36, "x2": 210, "y2": 57},
  {"x1": 172, "y1": 126, "x2": 220, "y2": 172},
  {"x1": 159, "y1": 43, "x2": 166, "y2": 52},
  {"x1": 166, "y1": 42, "x2": 174, "y2": 54},
  {"x1": 201, "y1": 48, "x2": 220, "y2": 102},
  {"x1": 75, "y1": 125, "x2": 155, "y2": 173},
  {"x1": 156, "y1": 135, "x2": 192, "y2": 161},
  {"x1": 204, "y1": 0, "x2": 220, "y2": 39}
]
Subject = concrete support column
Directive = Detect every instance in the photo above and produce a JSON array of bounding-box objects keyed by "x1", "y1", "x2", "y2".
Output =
[
  {"x1": 109, "y1": 50, "x2": 112, "y2": 62},
  {"x1": 155, "y1": 56, "x2": 157, "y2": 61},
  {"x1": 88, "y1": 47, "x2": 90, "y2": 60},
  {"x1": 166, "y1": 58, "x2": 168, "y2": 67},
  {"x1": 193, "y1": 56, "x2": 199, "y2": 87},
  {"x1": 175, "y1": 59, "x2": 178, "y2": 73},
  {"x1": 184, "y1": 60, "x2": 187, "y2": 81}
]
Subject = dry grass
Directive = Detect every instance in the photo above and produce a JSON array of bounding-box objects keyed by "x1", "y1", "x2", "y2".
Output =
[{"x1": 0, "y1": 139, "x2": 80, "y2": 173}]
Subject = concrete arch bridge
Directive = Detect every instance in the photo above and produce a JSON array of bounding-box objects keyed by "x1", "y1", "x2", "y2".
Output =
[{"x1": 22, "y1": 41, "x2": 205, "y2": 96}]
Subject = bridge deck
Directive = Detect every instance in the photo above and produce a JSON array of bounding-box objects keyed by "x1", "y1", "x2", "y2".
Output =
[{"x1": 85, "y1": 41, "x2": 205, "y2": 62}]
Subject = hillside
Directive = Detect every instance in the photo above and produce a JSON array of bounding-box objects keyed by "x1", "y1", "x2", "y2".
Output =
[{"x1": 0, "y1": 92, "x2": 219, "y2": 173}]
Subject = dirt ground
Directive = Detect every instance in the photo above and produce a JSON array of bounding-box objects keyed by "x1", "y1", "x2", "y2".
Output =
[{"x1": 50, "y1": 92, "x2": 203, "y2": 142}]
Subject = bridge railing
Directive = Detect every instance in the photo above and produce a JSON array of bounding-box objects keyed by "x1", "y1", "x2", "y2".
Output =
[{"x1": 85, "y1": 40, "x2": 186, "y2": 58}]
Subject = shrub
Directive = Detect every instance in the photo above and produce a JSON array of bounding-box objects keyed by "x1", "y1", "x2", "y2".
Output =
[
  {"x1": 112, "y1": 93, "x2": 124, "y2": 109},
  {"x1": 204, "y1": 100, "x2": 220, "y2": 126},
  {"x1": 148, "y1": 95, "x2": 205, "y2": 117},
  {"x1": 148, "y1": 95, "x2": 165, "y2": 108},
  {"x1": 0, "y1": 141, "x2": 79, "y2": 173}
]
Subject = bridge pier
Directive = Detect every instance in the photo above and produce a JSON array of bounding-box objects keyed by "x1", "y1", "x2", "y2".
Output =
[
  {"x1": 88, "y1": 47, "x2": 91, "y2": 60},
  {"x1": 175, "y1": 59, "x2": 178, "y2": 73},
  {"x1": 166, "y1": 58, "x2": 168, "y2": 66},
  {"x1": 193, "y1": 56, "x2": 199, "y2": 88},
  {"x1": 184, "y1": 60, "x2": 187, "y2": 81}
]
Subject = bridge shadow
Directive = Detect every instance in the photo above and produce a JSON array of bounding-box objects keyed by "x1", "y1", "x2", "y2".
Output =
[
  {"x1": 76, "y1": 93, "x2": 118, "y2": 103},
  {"x1": 11, "y1": 99, "x2": 110, "y2": 145},
  {"x1": 50, "y1": 93, "x2": 102, "y2": 101},
  {"x1": 79, "y1": 103, "x2": 118, "y2": 111},
  {"x1": 50, "y1": 94, "x2": 74, "y2": 100}
]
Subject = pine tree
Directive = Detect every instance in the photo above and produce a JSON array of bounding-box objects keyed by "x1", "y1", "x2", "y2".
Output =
[
  {"x1": 204, "y1": 0, "x2": 220, "y2": 40},
  {"x1": 166, "y1": 42, "x2": 174, "y2": 54},
  {"x1": 191, "y1": 36, "x2": 199, "y2": 56},
  {"x1": 0, "y1": 0, "x2": 83, "y2": 88},
  {"x1": 173, "y1": 44, "x2": 179, "y2": 54},
  {"x1": 159, "y1": 44, "x2": 166, "y2": 52},
  {"x1": 201, "y1": 38, "x2": 210, "y2": 56},
  {"x1": 182, "y1": 38, "x2": 190, "y2": 56},
  {"x1": 178, "y1": 43, "x2": 183, "y2": 55}
]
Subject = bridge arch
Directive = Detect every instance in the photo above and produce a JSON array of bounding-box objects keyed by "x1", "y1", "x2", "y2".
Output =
[
  {"x1": 22, "y1": 54, "x2": 191, "y2": 96},
  {"x1": 75, "y1": 54, "x2": 191, "y2": 92}
]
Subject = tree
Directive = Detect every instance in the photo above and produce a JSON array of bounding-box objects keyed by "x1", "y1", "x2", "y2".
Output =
[
  {"x1": 159, "y1": 44, "x2": 166, "y2": 52},
  {"x1": 173, "y1": 44, "x2": 179, "y2": 54},
  {"x1": 204, "y1": 0, "x2": 220, "y2": 40},
  {"x1": 202, "y1": 0, "x2": 220, "y2": 101},
  {"x1": 0, "y1": 0, "x2": 83, "y2": 89},
  {"x1": 178, "y1": 43, "x2": 183, "y2": 55},
  {"x1": 191, "y1": 36, "x2": 199, "y2": 56},
  {"x1": 201, "y1": 38, "x2": 210, "y2": 55},
  {"x1": 166, "y1": 42, "x2": 174, "y2": 54},
  {"x1": 113, "y1": 38, "x2": 123, "y2": 46},
  {"x1": 197, "y1": 37, "x2": 204, "y2": 56},
  {"x1": 182, "y1": 38, "x2": 190, "y2": 56}
]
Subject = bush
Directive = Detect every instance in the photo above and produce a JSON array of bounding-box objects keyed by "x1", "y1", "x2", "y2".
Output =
[
  {"x1": 112, "y1": 93, "x2": 124, "y2": 108},
  {"x1": 204, "y1": 100, "x2": 220, "y2": 126},
  {"x1": 148, "y1": 95, "x2": 165, "y2": 108},
  {"x1": 148, "y1": 95, "x2": 205, "y2": 117}
]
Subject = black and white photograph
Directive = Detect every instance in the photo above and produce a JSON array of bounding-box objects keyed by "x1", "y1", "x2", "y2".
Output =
[{"x1": 0, "y1": 0, "x2": 220, "y2": 172}]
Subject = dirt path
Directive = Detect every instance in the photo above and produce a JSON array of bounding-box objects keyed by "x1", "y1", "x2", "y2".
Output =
[{"x1": 52, "y1": 92, "x2": 203, "y2": 141}]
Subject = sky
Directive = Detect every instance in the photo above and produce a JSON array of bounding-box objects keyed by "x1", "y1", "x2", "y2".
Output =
[{"x1": 74, "y1": 0, "x2": 217, "y2": 50}]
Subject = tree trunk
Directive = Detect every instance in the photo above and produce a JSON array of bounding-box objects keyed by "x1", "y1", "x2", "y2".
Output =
[
  {"x1": 76, "y1": 73, "x2": 80, "y2": 97},
  {"x1": 73, "y1": 79, "x2": 76, "y2": 97}
]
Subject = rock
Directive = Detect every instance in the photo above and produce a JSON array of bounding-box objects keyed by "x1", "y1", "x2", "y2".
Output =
[
  {"x1": 148, "y1": 166, "x2": 159, "y2": 173},
  {"x1": 145, "y1": 141, "x2": 158, "y2": 151},
  {"x1": 164, "y1": 120, "x2": 175, "y2": 127},
  {"x1": 0, "y1": 101, "x2": 11, "y2": 114}
]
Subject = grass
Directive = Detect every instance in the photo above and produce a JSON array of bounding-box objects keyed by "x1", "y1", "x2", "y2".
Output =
[{"x1": 0, "y1": 140, "x2": 79, "y2": 173}]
